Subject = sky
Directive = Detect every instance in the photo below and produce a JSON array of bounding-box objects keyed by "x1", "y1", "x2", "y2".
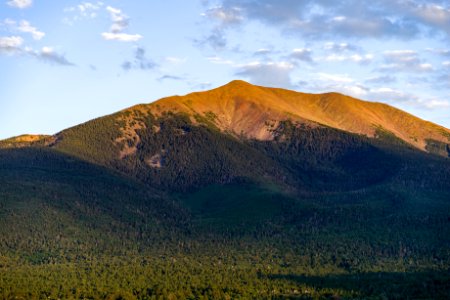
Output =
[{"x1": 1, "y1": 0, "x2": 450, "y2": 139}]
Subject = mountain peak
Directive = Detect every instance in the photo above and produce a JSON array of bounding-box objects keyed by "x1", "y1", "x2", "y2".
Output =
[
  {"x1": 55, "y1": 81, "x2": 445, "y2": 157},
  {"x1": 139, "y1": 81, "x2": 450, "y2": 152},
  {"x1": 223, "y1": 79, "x2": 253, "y2": 87}
]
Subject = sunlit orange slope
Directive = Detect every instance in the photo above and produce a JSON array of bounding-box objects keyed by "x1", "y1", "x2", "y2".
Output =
[
  {"x1": 0, "y1": 134, "x2": 49, "y2": 148},
  {"x1": 125, "y1": 80, "x2": 449, "y2": 151}
]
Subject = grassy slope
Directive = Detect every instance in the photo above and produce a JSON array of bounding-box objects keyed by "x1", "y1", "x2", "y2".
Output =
[{"x1": 147, "y1": 80, "x2": 450, "y2": 152}]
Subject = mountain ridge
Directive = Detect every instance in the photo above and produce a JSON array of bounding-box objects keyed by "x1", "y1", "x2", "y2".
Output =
[
  {"x1": 1, "y1": 81, "x2": 450, "y2": 299},
  {"x1": 124, "y1": 80, "x2": 450, "y2": 153},
  {"x1": 1, "y1": 80, "x2": 449, "y2": 157}
]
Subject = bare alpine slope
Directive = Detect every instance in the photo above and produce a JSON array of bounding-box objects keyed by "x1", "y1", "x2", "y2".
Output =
[{"x1": 126, "y1": 80, "x2": 449, "y2": 152}]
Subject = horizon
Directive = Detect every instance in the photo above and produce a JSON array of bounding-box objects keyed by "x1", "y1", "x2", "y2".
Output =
[{"x1": 1, "y1": 0, "x2": 450, "y2": 139}]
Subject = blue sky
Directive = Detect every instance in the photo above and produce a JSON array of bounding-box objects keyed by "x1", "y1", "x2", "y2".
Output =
[{"x1": 1, "y1": 0, "x2": 449, "y2": 139}]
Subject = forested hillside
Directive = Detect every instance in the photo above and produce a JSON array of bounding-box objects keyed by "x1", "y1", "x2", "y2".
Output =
[{"x1": 1, "y1": 82, "x2": 450, "y2": 298}]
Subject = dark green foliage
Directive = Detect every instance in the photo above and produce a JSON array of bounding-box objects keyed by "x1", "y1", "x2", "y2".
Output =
[
  {"x1": 0, "y1": 148, "x2": 190, "y2": 258},
  {"x1": 1, "y1": 112, "x2": 450, "y2": 298},
  {"x1": 180, "y1": 183, "x2": 289, "y2": 230},
  {"x1": 425, "y1": 138, "x2": 450, "y2": 157},
  {"x1": 373, "y1": 126, "x2": 411, "y2": 147},
  {"x1": 115, "y1": 112, "x2": 286, "y2": 192},
  {"x1": 253, "y1": 121, "x2": 402, "y2": 191},
  {"x1": 53, "y1": 112, "x2": 124, "y2": 164}
]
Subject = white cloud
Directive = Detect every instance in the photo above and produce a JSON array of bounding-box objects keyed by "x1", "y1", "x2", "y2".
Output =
[
  {"x1": 206, "y1": 56, "x2": 234, "y2": 65},
  {"x1": 317, "y1": 72, "x2": 354, "y2": 83},
  {"x1": 78, "y1": 2, "x2": 103, "y2": 14},
  {"x1": 203, "y1": 6, "x2": 242, "y2": 26},
  {"x1": 420, "y1": 99, "x2": 450, "y2": 109},
  {"x1": 384, "y1": 50, "x2": 417, "y2": 61},
  {"x1": 302, "y1": 77, "x2": 448, "y2": 110},
  {"x1": 368, "y1": 87, "x2": 412, "y2": 102},
  {"x1": 0, "y1": 36, "x2": 74, "y2": 66},
  {"x1": 380, "y1": 50, "x2": 433, "y2": 72},
  {"x1": 426, "y1": 48, "x2": 450, "y2": 57},
  {"x1": 363, "y1": 87, "x2": 448, "y2": 110},
  {"x1": 17, "y1": 20, "x2": 45, "y2": 40},
  {"x1": 0, "y1": 35, "x2": 23, "y2": 55},
  {"x1": 303, "y1": 72, "x2": 373, "y2": 98},
  {"x1": 102, "y1": 6, "x2": 142, "y2": 42},
  {"x1": 343, "y1": 85, "x2": 368, "y2": 97},
  {"x1": 199, "y1": 5, "x2": 243, "y2": 49},
  {"x1": 412, "y1": 4, "x2": 450, "y2": 34},
  {"x1": 290, "y1": 48, "x2": 313, "y2": 63},
  {"x1": 2, "y1": 19, "x2": 45, "y2": 40},
  {"x1": 323, "y1": 42, "x2": 359, "y2": 52},
  {"x1": 0, "y1": 36, "x2": 23, "y2": 49},
  {"x1": 7, "y1": 0, "x2": 32, "y2": 9},
  {"x1": 332, "y1": 16, "x2": 346, "y2": 22},
  {"x1": 64, "y1": 2, "x2": 104, "y2": 22},
  {"x1": 443, "y1": 61, "x2": 450, "y2": 67},
  {"x1": 253, "y1": 48, "x2": 272, "y2": 56},
  {"x1": 365, "y1": 75, "x2": 397, "y2": 85},
  {"x1": 235, "y1": 61, "x2": 294, "y2": 88},
  {"x1": 26, "y1": 46, "x2": 75, "y2": 66},
  {"x1": 101, "y1": 32, "x2": 142, "y2": 42},
  {"x1": 324, "y1": 53, "x2": 373, "y2": 64},
  {"x1": 106, "y1": 6, "x2": 129, "y2": 33},
  {"x1": 213, "y1": 0, "x2": 423, "y2": 40},
  {"x1": 165, "y1": 56, "x2": 186, "y2": 65}
]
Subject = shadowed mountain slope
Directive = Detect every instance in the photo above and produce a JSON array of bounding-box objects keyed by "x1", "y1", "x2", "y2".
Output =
[{"x1": 1, "y1": 81, "x2": 450, "y2": 299}]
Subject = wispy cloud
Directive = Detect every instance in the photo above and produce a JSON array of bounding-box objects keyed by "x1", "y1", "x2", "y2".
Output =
[
  {"x1": 323, "y1": 42, "x2": 359, "y2": 52},
  {"x1": 165, "y1": 56, "x2": 186, "y2": 65},
  {"x1": 7, "y1": 0, "x2": 32, "y2": 9},
  {"x1": 380, "y1": 50, "x2": 433, "y2": 72},
  {"x1": 26, "y1": 46, "x2": 75, "y2": 66},
  {"x1": 207, "y1": 0, "x2": 450, "y2": 40},
  {"x1": 0, "y1": 36, "x2": 74, "y2": 66},
  {"x1": 64, "y1": 2, "x2": 104, "y2": 23},
  {"x1": 102, "y1": 32, "x2": 142, "y2": 42},
  {"x1": 4, "y1": 19, "x2": 45, "y2": 40},
  {"x1": 198, "y1": 5, "x2": 243, "y2": 49},
  {"x1": 122, "y1": 47, "x2": 156, "y2": 71},
  {"x1": 157, "y1": 75, "x2": 185, "y2": 82},
  {"x1": 235, "y1": 61, "x2": 294, "y2": 88},
  {"x1": 324, "y1": 53, "x2": 374, "y2": 65},
  {"x1": 202, "y1": 6, "x2": 243, "y2": 26},
  {"x1": 102, "y1": 6, "x2": 142, "y2": 42},
  {"x1": 200, "y1": 28, "x2": 227, "y2": 49},
  {"x1": 365, "y1": 75, "x2": 397, "y2": 85},
  {"x1": 426, "y1": 48, "x2": 450, "y2": 57},
  {"x1": 289, "y1": 48, "x2": 314, "y2": 63},
  {"x1": 369, "y1": 87, "x2": 449, "y2": 109},
  {"x1": 317, "y1": 72, "x2": 355, "y2": 83},
  {"x1": 411, "y1": 3, "x2": 450, "y2": 35},
  {"x1": 206, "y1": 56, "x2": 234, "y2": 65},
  {"x1": 253, "y1": 48, "x2": 272, "y2": 57},
  {"x1": 0, "y1": 35, "x2": 23, "y2": 54}
]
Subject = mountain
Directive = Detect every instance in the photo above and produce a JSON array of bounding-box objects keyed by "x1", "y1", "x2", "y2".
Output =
[
  {"x1": 33, "y1": 80, "x2": 447, "y2": 192},
  {"x1": 1, "y1": 81, "x2": 450, "y2": 299},
  {"x1": 144, "y1": 80, "x2": 450, "y2": 152}
]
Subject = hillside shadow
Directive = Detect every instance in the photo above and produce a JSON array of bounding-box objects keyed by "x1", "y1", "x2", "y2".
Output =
[{"x1": 261, "y1": 270, "x2": 450, "y2": 299}]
